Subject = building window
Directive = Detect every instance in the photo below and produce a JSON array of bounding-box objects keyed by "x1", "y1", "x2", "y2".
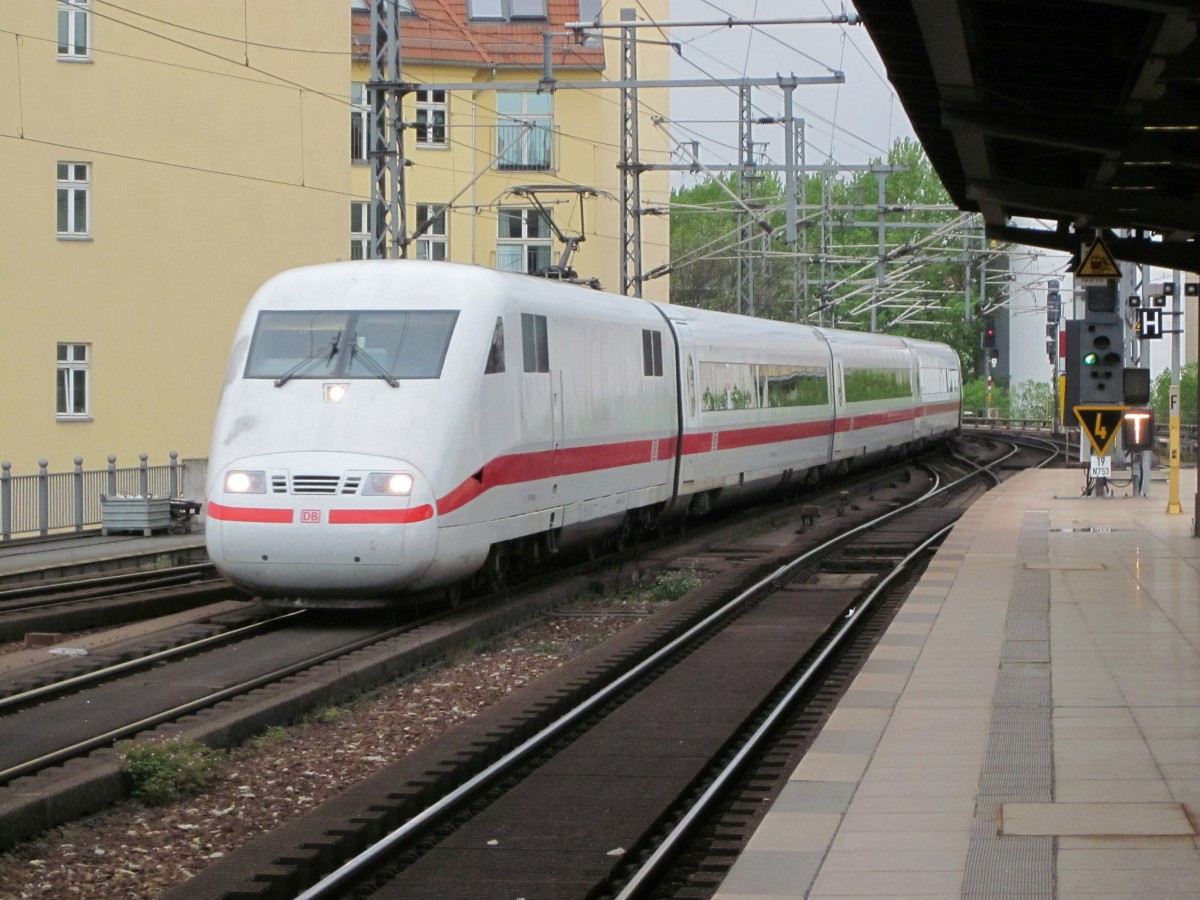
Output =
[
  {"x1": 351, "y1": 83, "x2": 369, "y2": 162},
  {"x1": 496, "y1": 92, "x2": 553, "y2": 170},
  {"x1": 352, "y1": 1, "x2": 415, "y2": 14},
  {"x1": 351, "y1": 201, "x2": 370, "y2": 260},
  {"x1": 57, "y1": 343, "x2": 90, "y2": 418},
  {"x1": 415, "y1": 90, "x2": 448, "y2": 147},
  {"x1": 57, "y1": 0, "x2": 91, "y2": 60},
  {"x1": 468, "y1": 0, "x2": 546, "y2": 21},
  {"x1": 415, "y1": 204, "x2": 448, "y2": 260},
  {"x1": 57, "y1": 162, "x2": 90, "y2": 237},
  {"x1": 521, "y1": 314, "x2": 549, "y2": 373},
  {"x1": 577, "y1": 0, "x2": 602, "y2": 43},
  {"x1": 497, "y1": 208, "x2": 552, "y2": 274}
]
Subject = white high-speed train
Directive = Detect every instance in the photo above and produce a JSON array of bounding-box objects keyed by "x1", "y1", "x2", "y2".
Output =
[{"x1": 205, "y1": 261, "x2": 961, "y2": 602}]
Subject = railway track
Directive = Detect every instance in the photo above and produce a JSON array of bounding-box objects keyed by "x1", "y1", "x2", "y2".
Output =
[
  {"x1": 0, "y1": 563, "x2": 233, "y2": 643},
  {"x1": 0, "y1": 436, "x2": 1030, "y2": 882},
  {"x1": 154, "y1": 441, "x2": 1016, "y2": 899}
]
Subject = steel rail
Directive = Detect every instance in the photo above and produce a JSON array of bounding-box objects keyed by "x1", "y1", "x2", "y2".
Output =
[
  {"x1": 0, "y1": 610, "x2": 306, "y2": 713},
  {"x1": 615, "y1": 521, "x2": 957, "y2": 898},
  {"x1": 0, "y1": 563, "x2": 215, "y2": 603},
  {"x1": 0, "y1": 612, "x2": 430, "y2": 787}
]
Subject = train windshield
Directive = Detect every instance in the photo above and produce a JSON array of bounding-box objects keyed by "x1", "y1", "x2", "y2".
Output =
[{"x1": 245, "y1": 310, "x2": 459, "y2": 383}]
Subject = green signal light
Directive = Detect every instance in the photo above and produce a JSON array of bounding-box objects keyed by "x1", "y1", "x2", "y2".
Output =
[{"x1": 1083, "y1": 352, "x2": 1099, "y2": 365}]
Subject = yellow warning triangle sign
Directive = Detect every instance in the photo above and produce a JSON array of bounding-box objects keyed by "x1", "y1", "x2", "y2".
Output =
[
  {"x1": 1073, "y1": 405, "x2": 1126, "y2": 456},
  {"x1": 1075, "y1": 235, "x2": 1121, "y2": 279}
]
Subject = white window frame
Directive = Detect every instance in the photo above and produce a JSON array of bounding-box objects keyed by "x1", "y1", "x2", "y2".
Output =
[
  {"x1": 496, "y1": 92, "x2": 553, "y2": 171},
  {"x1": 57, "y1": 161, "x2": 91, "y2": 238},
  {"x1": 353, "y1": 0, "x2": 414, "y2": 12},
  {"x1": 577, "y1": 0, "x2": 603, "y2": 44},
  {"x1": 350, "y1": 201, "x2": 370, "y2": 260},
  {"x1": 57, "y1": 0, "x2": 91, "y2": 61},
  {"x1": 497, "y1": 207, "x2": 552, "y2": 274},
  {"x1": 468, "y1": 0, "x2": 546, "y2": 21},
  {"x1": 56, "y1": 342, "x2": 91, "y2": 419},
  {"x1": 414, "y1": 90, "x2": 448, "y2": 148},
  {"x1": 351, "y1": 82, "x2": 369, "y2": 163},
  {"x1": 415, "y1": 204, "x2": 448, "y2": 261}
]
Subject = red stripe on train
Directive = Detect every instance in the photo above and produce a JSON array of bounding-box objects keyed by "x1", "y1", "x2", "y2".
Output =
[
  {"x1": 328, "y1": 506, "x2": 433, "y2": 524},
  {"x1": 207, "y1": 502, "x2": 293, "y2": 524},
  {"x1": 437, "y1": 438, "x2": 675, "y2": 514},
  {"x1": 436, "y1": 404, "x2": 959, "y2": 515}
]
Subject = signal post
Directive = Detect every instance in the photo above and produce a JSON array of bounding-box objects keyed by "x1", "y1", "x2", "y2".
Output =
[{"x1": 1066, "y1": 236, "x2": 1126, "y2": 496}]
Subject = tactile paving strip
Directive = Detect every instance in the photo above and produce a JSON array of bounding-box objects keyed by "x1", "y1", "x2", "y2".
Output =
[{"x1": 962, "y1": 511, "x2": 1054, "y2": 899}]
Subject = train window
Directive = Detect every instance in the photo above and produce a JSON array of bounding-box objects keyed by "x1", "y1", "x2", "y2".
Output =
[
  {"x1": 919, "y1": 365, "x2": 960, "y2": 396},
  {"x1": 349, "y1": 310, "x2": 458, "y2": 379},
  {"x1": 521, "y1": 313, "x2": 549, "y2": 373},
  {"x1": 245, "y1": 312, "x2": 345, "y2": 380},
  {"x1": 642, "y1": 329, "x2": 663, "y2": 376},
  {"x1": 698, "y1": 361, "x2": 828, "y2": 411},
  {"x1": 485, "y1": 317, "x2": 506, "y2": 374},
  {"x1": 686, "y1": 357, "x2": 697, "y2": 415},
  {"x1": 843, "y1": 367, "x2": 912, "y2": 402},
  {"x1": 244, "y1": 310, "x2": 459, "y2": 381}
]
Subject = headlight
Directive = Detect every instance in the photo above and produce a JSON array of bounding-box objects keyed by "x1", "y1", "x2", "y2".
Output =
[
  {"x1": 224, "y1": 470, "x2": 267, "y2": 494},
  {"x1": 363, "y1": 472, "x2": 414, "y2": 496}
]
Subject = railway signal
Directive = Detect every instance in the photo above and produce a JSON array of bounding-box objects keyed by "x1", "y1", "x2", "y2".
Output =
[
  {"x1": 1074, "y1": 405, "x2": 1125, "y2": 457},
  {"x1": 1076, "y1": 319, "x2": 1124, "y2": 404},
  {"x1": 1136, "y1": 307, "x2": 1163, "y2": 340},
  {"x1": 1122, "y1": 408, "x2": 1155, "y2": 451},
  {"x1": 1047, "y1": 280, "x2": 1061, "y2": 322},
  {"x1": 981, "y1": 316, "x2": 996, "y2": 350}
]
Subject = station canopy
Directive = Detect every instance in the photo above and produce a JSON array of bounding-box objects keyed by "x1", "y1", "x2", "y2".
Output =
[{"x1": 855, "y1": 0, "x2": 1199, "y2": 273}]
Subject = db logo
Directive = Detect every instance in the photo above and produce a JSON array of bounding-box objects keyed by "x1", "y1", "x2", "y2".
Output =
[{"x1": 300, "y1": 509, "x2": 321, "y2": 524}]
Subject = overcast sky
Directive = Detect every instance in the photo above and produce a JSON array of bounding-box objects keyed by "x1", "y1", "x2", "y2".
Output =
[{"x1": 662, "y1": 0, "x2": 917, "y2": 181}]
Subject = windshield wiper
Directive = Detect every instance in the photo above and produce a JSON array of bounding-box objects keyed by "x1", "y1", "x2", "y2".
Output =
[
  {"x1": 350, "y1": 344, "x2": 400, "y2": 387},
  {"x1": 273, "y1": 332, "x2": 341, "y2": 388}
]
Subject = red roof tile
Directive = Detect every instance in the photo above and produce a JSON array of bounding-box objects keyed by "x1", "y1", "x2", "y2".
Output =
[{"x1": 352, "y1": 1, "x2": 605, "y2": 71}]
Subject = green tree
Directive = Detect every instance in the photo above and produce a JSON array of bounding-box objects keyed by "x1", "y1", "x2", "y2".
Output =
[
  {"x1": 963, "y1": 377, "x2": 1010, "y2": 417},
  {"x1": 668, "y1": 138, "x2": 991, "y2": 373},
  {"x1": 1150, "y1": 364, "x2": 1198, "y2": 427},
  {"x1": 1010, "y1": 380, "x2": 1056, "y2": 419}
]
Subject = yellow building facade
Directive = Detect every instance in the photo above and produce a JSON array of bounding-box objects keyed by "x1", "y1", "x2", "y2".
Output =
[
  {"x1": 0, "y1": 1, "x2": 669, "y2": 476},
  {"x1": 346, "y1": 1, "x2": 671, "y2": 299},
  {"x1": 0, "y1": 1, "x2": 348, "y2": 475}
]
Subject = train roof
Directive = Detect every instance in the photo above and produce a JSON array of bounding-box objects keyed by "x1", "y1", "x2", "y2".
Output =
[{"x1": 243, "y1": 261, "x2": 957, "y2": 361}]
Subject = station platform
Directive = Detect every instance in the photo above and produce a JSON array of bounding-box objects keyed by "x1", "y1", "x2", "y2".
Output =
[{"x1": 717, "y1": 466, "x2": 1200, "y2": 900}]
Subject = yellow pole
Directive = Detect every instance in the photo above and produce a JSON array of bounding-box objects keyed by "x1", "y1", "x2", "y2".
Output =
[{"x1": 1167, "y1": 383, "x2": 1183, "y2": 514}]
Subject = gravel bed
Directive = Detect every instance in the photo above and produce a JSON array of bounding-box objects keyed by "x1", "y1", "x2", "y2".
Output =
[{"x1": 0, "y1": 591, "x2": 672, "y2": 898}]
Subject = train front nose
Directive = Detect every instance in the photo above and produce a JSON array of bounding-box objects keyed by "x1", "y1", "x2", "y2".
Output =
[{"x1": 206, "y1": 455, "x2": 438, "y2": 597}]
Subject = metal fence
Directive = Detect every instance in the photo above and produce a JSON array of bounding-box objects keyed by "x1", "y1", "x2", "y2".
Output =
[
  {"x1": 962, "y1": 417, "x2": 1198, "y2": 460},
  {"x1": 1, "y1": 453, "x2": 186, "y2": 540}
]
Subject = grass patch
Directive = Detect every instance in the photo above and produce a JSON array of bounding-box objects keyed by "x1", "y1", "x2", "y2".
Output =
[
  {"x1": 121, "y1": 738, "x2": 224, "y2": 806},
  {"x1": 647, "y1": 567, "x2": 702, "y2": 603}
]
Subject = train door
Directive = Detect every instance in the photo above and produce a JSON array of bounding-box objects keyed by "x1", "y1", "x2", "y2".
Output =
[
  {"x1": 552, "y1": 367, "x2": 564, "y2": 473},
  {"x1": 519, "y1": 312, "x2": 554, "y2": 461},
  {"x1": 671, "y1": 321, "x2": 702, "y2": 488},
  {"x1": 812, "y1": 330, "x2": 839, "y2": 467},
  {"x1": 831, "y1": 357, "x2": 847, "y2": 460}
]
